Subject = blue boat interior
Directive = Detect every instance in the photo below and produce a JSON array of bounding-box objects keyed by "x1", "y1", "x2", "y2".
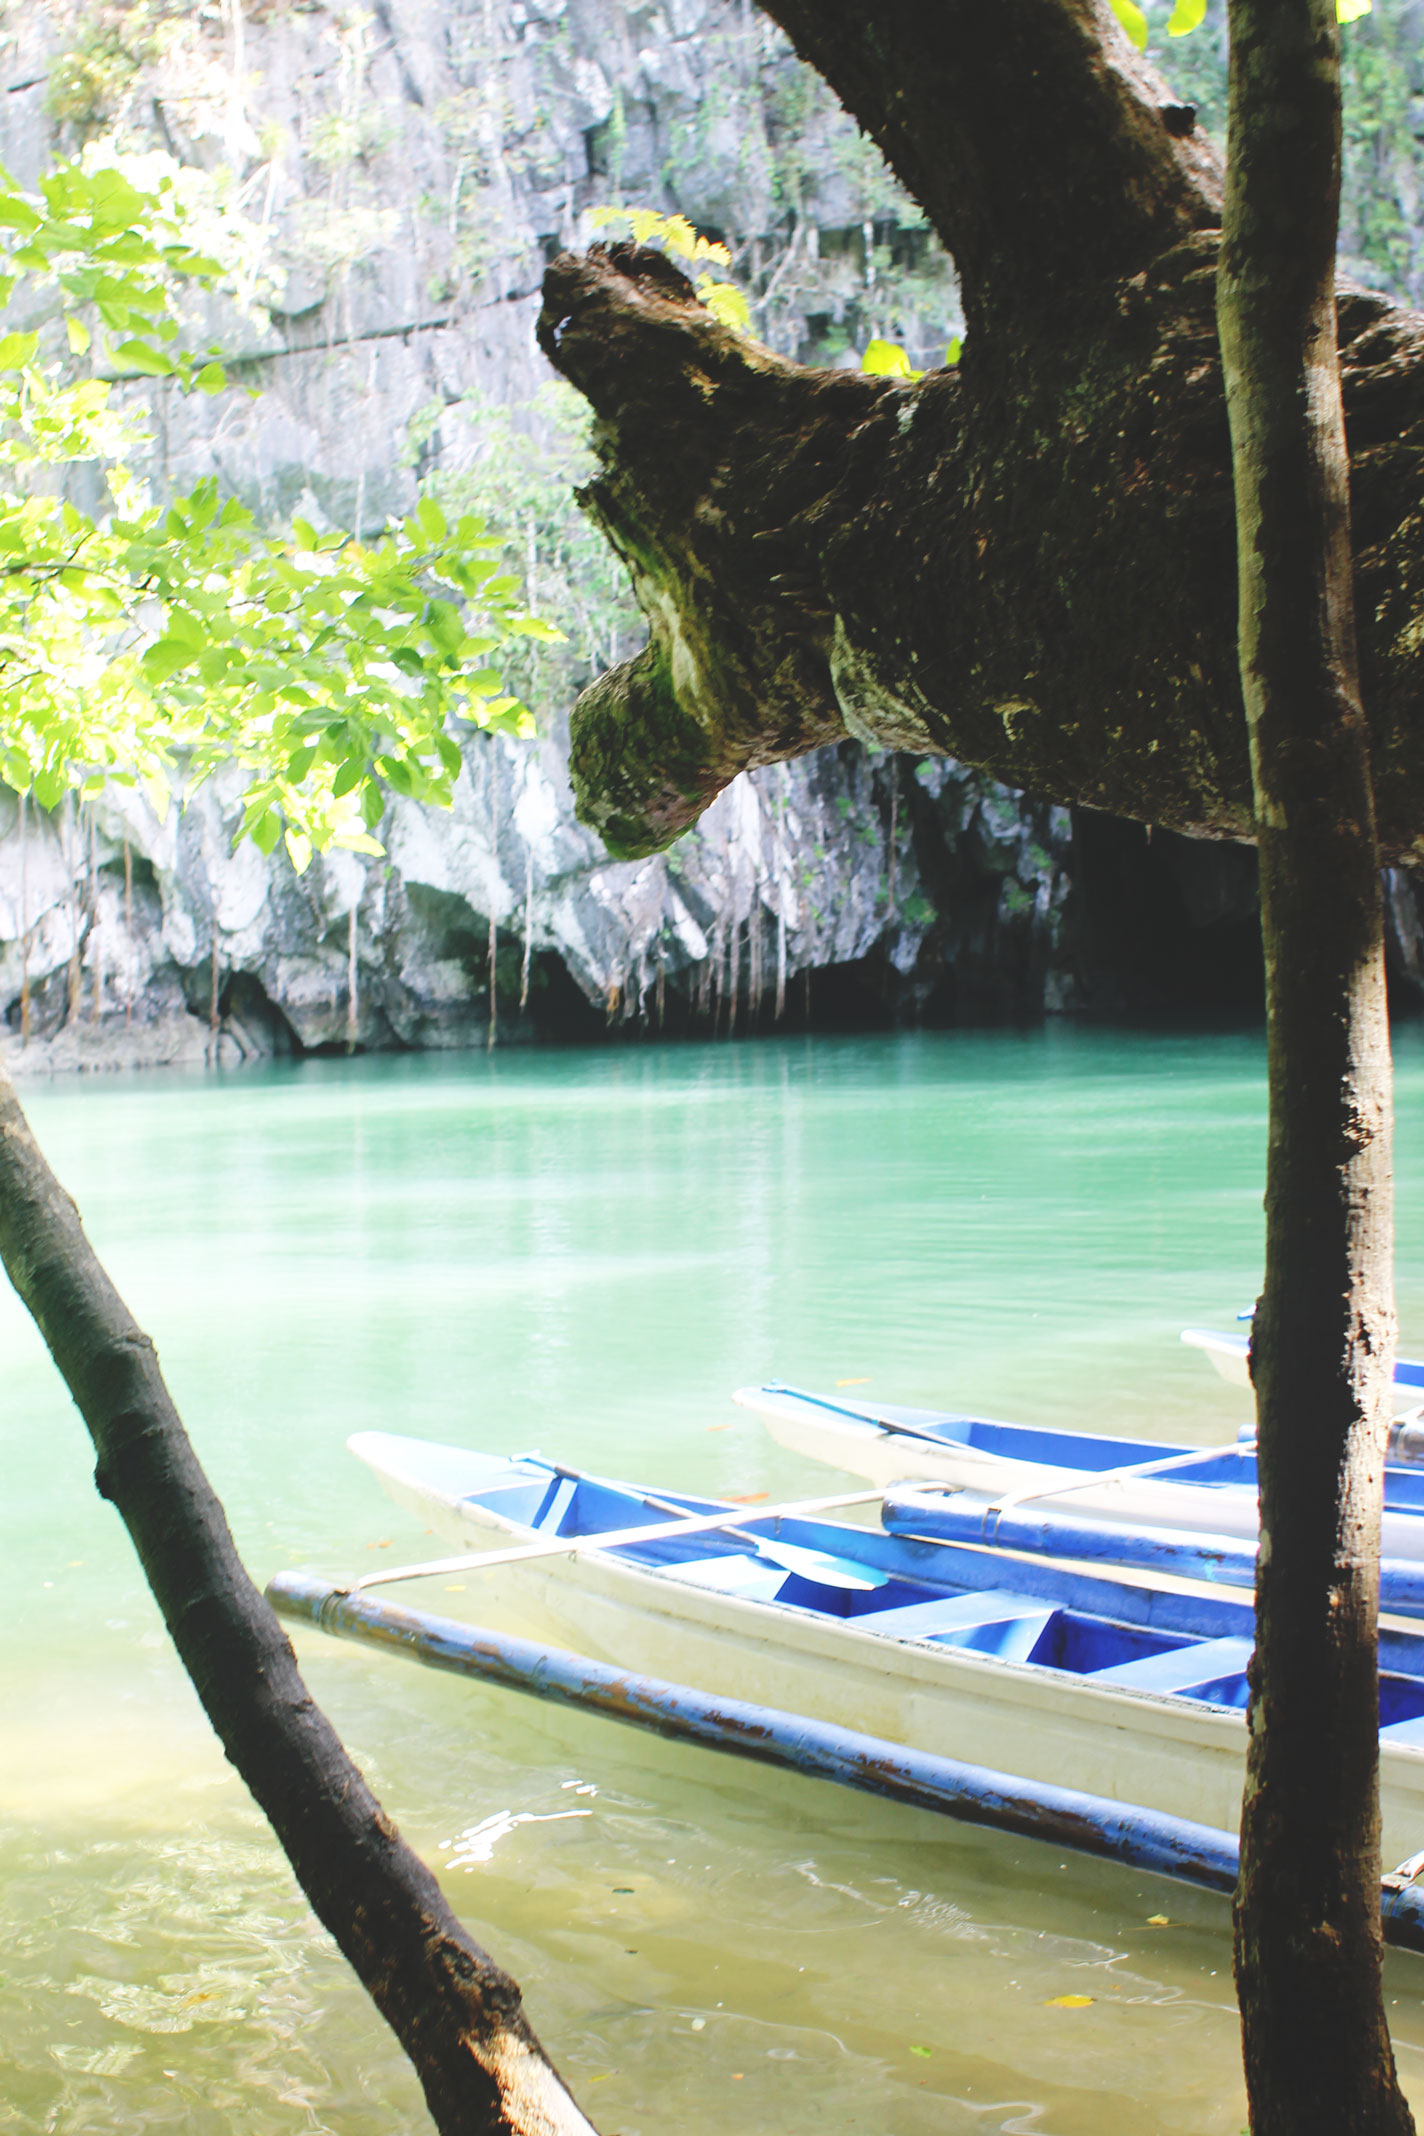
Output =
[
  {"x1": 761, "y1": 1384, "x2": 1424, "y2": 1512},
  {"x1": 462, "y1": 1453, "x2": 1424, "y2": 1736}
]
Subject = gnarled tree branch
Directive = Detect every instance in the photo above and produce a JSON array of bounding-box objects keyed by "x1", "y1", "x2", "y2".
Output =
[{"x1": 539, "y1": 0, "x2": 1424, "y2": 869}]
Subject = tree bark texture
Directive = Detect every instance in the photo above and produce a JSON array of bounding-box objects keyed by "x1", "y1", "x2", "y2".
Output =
[
  {"x1": 1218, "y1": 4, "x2": 1409, "y2": 2132},
  {"x1": 0, "y1": 1062, "x2": 598, "y2": 2136},
  {"x1": 537, "y1": 0, "x2": 1424, "y2": 865}
]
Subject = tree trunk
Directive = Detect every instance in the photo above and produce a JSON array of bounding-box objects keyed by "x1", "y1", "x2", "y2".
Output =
[
  {"x1": 0, "y1": 1062, "x2": 598, "y2": 2136},
  {"x1": 537, "y1": 0, "x2": 1424, "y2": 866},
  {"x1": 1217, "y1": 3, "x2": 1413, "y2": 2131}
]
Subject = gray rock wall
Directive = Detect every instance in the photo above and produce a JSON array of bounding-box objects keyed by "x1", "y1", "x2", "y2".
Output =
[
  {"x1": 0, "y1": 727, "x2": 1081, "y2": 1070},
  {"x1": 6, "y1": 0, "x2": 1394, "y2": 1070},
  {"x1": 0, "y1": 0, "x2": 1089, "y2": 1068}
]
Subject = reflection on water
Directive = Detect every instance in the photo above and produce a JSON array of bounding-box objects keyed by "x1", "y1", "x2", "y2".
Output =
[{"x1": 5, "y1": 1028, "x2": 1424, "y2": 2131}]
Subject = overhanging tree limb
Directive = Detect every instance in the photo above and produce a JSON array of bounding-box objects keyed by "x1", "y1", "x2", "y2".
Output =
[
  {"x1": 0, "y1": 1062, "x2": 598, "y2": 2136},
  {"x1": 539, "y1": 1, "x2": 1424, "y2": 865}
]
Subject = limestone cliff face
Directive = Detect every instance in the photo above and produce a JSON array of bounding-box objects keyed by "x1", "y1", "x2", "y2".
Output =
[
  {"x1": 0, "y1": 727, "x2": 1081, "y2": 1066},
  {"x1": 0, "y1": 0, "x2": 1093, "y2": 1064},
  {"x1": 0, "y1": 0, "x2": 1372, "y2": 1066}
]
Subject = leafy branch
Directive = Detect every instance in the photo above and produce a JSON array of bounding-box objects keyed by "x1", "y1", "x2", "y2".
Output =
[{"x1": 0, "y1": 146, "x2": 562, "y2": 867}]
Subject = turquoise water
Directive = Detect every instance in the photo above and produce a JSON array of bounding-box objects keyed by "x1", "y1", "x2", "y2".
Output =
[{"x1": 5, "y1": 1026, "x2": 1424, "y2": 2133}]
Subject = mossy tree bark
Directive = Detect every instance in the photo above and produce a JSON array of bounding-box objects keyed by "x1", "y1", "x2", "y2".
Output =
[
  {"x1": 1218, "y1": 4, "x2": 1413, "y2": 2130},
  {"x1": 539, "y1": 0, "x2": 1424, "y2": 867},
  {"x1": 0, "y1": 1062, "x2": 598, "y2": 2136}
]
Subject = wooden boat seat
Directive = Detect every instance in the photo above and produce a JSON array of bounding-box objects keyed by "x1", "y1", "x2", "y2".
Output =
[{"x1": 1087, "y1": 1634, "x2": 1255, "y2": 1695}]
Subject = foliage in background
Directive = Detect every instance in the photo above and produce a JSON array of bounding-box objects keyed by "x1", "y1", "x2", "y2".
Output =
[
  {"x1": 1108, "y1": 0, "x2": 1367, "y2": 51},
  {"x1": 406, "y1": 381, "x2": 637, "y2": 721},
  {"x1": 0, "y1": 149, "x2": 556, "y2": 867},
  {"x1": 1114, "y1": 0, "x2": 1424, "y2": 310}
]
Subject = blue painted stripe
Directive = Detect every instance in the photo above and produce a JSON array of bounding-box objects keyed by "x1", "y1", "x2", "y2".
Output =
[
  {"x1": 265, "y1": 1571, "x2": 1424, "y2": 1952},
  {"x1": 268, "y1": 1570, "x2": 1239, "y2": 1890}
]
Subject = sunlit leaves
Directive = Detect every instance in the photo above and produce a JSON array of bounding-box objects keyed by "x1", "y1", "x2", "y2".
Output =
[
  {"x1": 1108, "y1": 0, "x2": 1149, "y2": 50},
  {"x1": 0, "y1": 152, "x2": 563, "y2": 864},
  {"x1": 862, "y1": 337, "x2": 921, "y2": 378},
  {"x1": 698, "y1": 280, "x2": 751, "y2": 332},
  {"x1": 590, "y1": 205, "x2": 750, "y2": 333},
  {"x1": 1153, "y1": 0, "x2": 1367, "y2": 36},
  {"x1": 590, "y1": 205, "x2": 732, "y2": 271}
]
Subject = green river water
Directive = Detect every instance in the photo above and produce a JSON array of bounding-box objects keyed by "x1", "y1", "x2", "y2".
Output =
[{"x1": 7, "y1": 1025, "x2": 1424, "y2": 2135}]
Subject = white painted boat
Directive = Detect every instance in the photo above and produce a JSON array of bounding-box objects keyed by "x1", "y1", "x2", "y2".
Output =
[
  {"x1": 733, "y1": 1381, "x2": 1424, "y2": 1559},
  {"x1": 1180, "y1": 1326, "x2": 1254, "y2": 1390},
  {"x1": 1182, "y1": 1324, "x2": 1424, "y2": 1413},
  {"x1": 347, "y1": 1431, "x2": 1424, "y2": 1863}
]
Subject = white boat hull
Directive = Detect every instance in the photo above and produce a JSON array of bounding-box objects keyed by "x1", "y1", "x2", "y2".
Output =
[
  {"x1": 735, "y1": 1385, "x2": 1424, "y2": 1561},
  {"x1": 350, "y1": 1432, "x2": 1424, "y2": 1865}
]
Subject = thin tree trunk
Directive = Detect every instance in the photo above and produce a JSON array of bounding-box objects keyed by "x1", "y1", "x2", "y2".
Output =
[
  {"x1": 0, "y1": 1061, "x2": 598, "y2": 2136},
  {"x1": 1218, "y1": 3, "x2": 1413, "y2": 2130}
]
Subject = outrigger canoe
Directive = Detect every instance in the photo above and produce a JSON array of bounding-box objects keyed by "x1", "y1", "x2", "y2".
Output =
[
  {"x1": 733, "y1": 1381, "x2": 1424, "y2": 1557},
  {"x1": 347, "y1": 1431, "x2": 1424, "y2": 1861}
]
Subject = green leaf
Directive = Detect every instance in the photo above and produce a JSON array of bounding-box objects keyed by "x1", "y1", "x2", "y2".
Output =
[
  {"x1": 195, "y1": 362, "x2": 226, "y2": 395},
  {"x1": 142, "y1": 638, "x2": 198, "y2": 682},
  {"x1": 66, "y1": 316, "x2": 91, "y2": 356},
  {"x1": 699, "y1": 279, "x2": 751, "y2": 333},
  {"x1": 87, "y1": 171, "x2": 147, "y2": 232},
  {"x1": 0, "y1": 330, "x2": 38, "y2": 370},
  {"x1": 0, "y1": 195, "x2": 41, "y2": 233},
  {"x1": 332, "y1": 755, "x2": 366, "y2": 798},
  {"x1": 416, "y1": 495, "x2": 448, "y2": 545},
  {"x1": 33, "y1": 767, "x2": 65, "y2": 808},
  {"x1": 1167, "y1": 0, "x2": 1207, "y2": 30},
  {"x1": 1337, "y1": 0, "x2": 1371, "y2": 18},
  {"x1": 248, "y1": 810, "x2": 282, "y2": 856},
  {"x1": 424, "y1": 597, "x2": 465, "y2": 657},
  {"x1": 944, "y1": 335, "x2": 963, "y2": 367},
  {"x1": 862, "y1": 338, "x2": 919, "y2": 379},
  {"x1": 110, "y1": 339, "x2": 176, "y2": 377},
  {"x1": 1107, "y1": 0, "x2": 1149, "y2": 46}
]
